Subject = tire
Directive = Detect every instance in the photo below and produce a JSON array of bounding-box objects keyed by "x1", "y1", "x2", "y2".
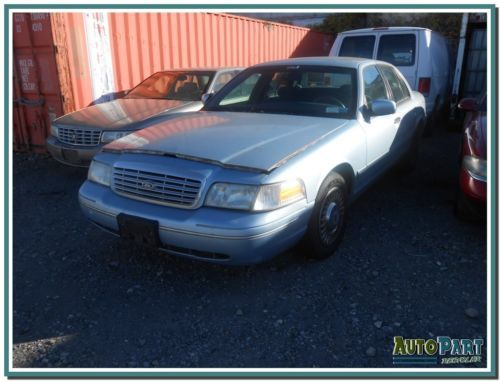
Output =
[
  {"x1": 303, "y1": 173, "x2": 347, "y2": 260},
  {"x1": 423, "y1": 113, "x2": 434, "y2": 136},
  {"x1": 426, "y1": 96, "x2": 452, "y2": 133}
]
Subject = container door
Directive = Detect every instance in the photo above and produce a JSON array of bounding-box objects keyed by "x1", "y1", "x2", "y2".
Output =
[
  {"x1": 13, "y1": 13, "x2": 64, "y2": 152},
  {"x1": 461, "y1": 27, "x2": 487, "y2": 99},
  {"x1": 375, "y1": 32, "x2": 418, "y2": 90}
]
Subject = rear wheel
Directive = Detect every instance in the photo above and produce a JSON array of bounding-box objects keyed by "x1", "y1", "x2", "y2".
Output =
[{"x1": 304, "y1": 173, "x2": 347, "y2": 260}]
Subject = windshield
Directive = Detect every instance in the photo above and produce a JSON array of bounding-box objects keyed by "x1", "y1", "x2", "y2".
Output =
[
  {"x1": 204, "y1": 66, "x2": 358, "y2": 119},
  {"x1": 125, "y1": 71, "x2": 215, "y2": 101}
]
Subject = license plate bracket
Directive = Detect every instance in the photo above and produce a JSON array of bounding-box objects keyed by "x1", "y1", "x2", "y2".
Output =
[
  {"x1": 61, "y1": 148, "x2": 80, "y2": 163},
  {"x1": 117, "y1": 214, "x2": 160, "y2": 247}
]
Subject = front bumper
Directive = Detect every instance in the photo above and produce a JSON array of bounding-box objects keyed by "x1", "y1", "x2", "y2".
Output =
[
  {"x1": 46, "y1": 136, "x2": 104, "y2": 167},
  {"x1": 79, "y1": 180, "x2": 314, "y2": 265}
]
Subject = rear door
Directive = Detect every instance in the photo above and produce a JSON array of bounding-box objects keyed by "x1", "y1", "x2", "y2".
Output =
[
  {"x1": 376, "y1": 32, "x2": 418, "y2": 89},
  {"x1": 378, "y1": 64, "x2": 417, "y2": 157}
]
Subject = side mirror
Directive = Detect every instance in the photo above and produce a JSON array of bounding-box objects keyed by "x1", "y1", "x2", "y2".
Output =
[
  {"x1": 369, "y1": 99, "x2": 396, "y2": 116},
  {"x1": 201, "y1": 92, "x2": 214, "y2": 105},
  {"x1": 458, "y1": 98, "x2": 477, "y2": 112}
]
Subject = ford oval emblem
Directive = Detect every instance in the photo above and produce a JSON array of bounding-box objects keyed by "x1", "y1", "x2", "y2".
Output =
[{"x1": 140, "y1": 181, "x2": 155, "y2": 190}]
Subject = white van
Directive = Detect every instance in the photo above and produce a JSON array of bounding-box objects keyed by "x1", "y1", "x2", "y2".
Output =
[{"x1": 329, "y1": 27, "x2": 450, "y2": 127}]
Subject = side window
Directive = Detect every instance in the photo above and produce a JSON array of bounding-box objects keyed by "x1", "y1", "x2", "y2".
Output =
[
  {"x1": 212, "y1": 71, "x2": 238, "y2": 93},
  {"x1": 219, "y1": 73, "x2": 261, "y2": 106},
  {"x1": 377, "y1": 34, "x2": 416, "y2": 66},
  {"x1": 396, "y1": 74, "x2": 411, "y2": 99},
  {"x1": 339, "y1": 36, "x2": 376, "y2": 59},
  {"x1": 363, "y1": 65, "x2": 389, "y2": 104},
  {"x1": 379, "y1": 66, "x2": 409, "y2": 103}
]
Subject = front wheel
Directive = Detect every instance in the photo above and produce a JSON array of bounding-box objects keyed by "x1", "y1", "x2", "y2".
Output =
[{"x1": 303, "y1": 173, "x2": 347, "y2": 260}]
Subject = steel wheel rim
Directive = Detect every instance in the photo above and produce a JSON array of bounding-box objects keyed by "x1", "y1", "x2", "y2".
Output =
[{"x1": 319, "y1": 187, "x2": 344, "y2": 246}]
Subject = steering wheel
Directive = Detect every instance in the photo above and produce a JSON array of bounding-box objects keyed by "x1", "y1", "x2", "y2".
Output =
[{"x1": 314, "y1": 96, "x2": 346, "y2": 109}]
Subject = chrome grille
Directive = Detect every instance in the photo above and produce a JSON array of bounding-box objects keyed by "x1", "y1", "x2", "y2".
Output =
[
  {"x1": 112, "y1": 167, "x2": 202, "y2": 208},
  {"x1": 58, "y1": 127, "x2": 101, "y2": 146}
]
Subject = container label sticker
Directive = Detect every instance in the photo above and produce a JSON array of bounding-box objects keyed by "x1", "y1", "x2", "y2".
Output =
[{"x1": 18, "y1": 58, "x2": 37, "y2": 92}]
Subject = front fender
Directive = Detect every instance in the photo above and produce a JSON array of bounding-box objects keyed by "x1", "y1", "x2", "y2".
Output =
[{"x1": 267, "y1": 121, "x2": 366, "y2": 204}]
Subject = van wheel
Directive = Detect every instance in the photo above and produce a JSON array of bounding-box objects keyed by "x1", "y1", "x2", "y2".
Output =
[
  {"x1": 424, "y1": 97, "x2": 446, "y2": 136},
  {"x1": 304, "y1": 173, "x2": 347, "y2": 260},
  {"x1": 424, "y1": 115, "x2": 434, "y2": 136}
]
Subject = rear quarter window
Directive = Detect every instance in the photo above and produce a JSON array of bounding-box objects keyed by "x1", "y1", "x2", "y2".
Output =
[
  {"x1": 377, "y1": 34, "x2": 416, "y2": 67},
  {"x1": 338, "y1": 35, "x2": 375, "y2": 59}
]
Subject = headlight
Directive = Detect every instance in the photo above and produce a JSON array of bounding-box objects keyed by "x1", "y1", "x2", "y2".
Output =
[
  {"x1": 205, "y1": 183, "x2": 259, "y2": 210},
  {"x1": 463, "y1": 155, "x2": 487, "y2": 181},
  {"x1": 50, "y1": 124, "x2": 59, "y2": 138},
  {"x1": 254, "y1": 179, "x2": 306, "y2": 211},
  {"x1": 101, "y1": 131, "x2": 133, "y2": 143},
  {"x1": 88, "y1": 161, "x2": 111, "y2": 187},
  {"x1": 205, "y1": 179, "x2": 305, "y2": 211}
]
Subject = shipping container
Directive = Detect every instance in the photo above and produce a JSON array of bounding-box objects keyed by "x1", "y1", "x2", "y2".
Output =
[
  {"x1": 12, "y1": 12, "x2": 334, "y2": 153},
  {"x1": 450, "y1": 12, "x2": 487, "y2": 118},
  {"x1": 13, "y1": 12, "x2": 92, "y2": 152}
]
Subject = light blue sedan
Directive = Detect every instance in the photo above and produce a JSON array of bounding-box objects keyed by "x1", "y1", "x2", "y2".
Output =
[{"x1": 79, "y1": 57, "x2": 426, "y2": 265}]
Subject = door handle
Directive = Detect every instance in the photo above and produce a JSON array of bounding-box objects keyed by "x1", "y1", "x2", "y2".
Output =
[{"x1": 394, "y1": 117, "x2": 401, "y2": 125}]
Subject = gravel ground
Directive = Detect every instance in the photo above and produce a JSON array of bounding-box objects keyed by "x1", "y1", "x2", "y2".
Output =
[{"x1": 12, "y1": 128, "x2": 487, "y2": 368}]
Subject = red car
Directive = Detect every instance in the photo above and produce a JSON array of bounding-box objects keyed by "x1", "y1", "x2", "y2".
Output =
[{"x1": 456, "y1": 94, "x2": 487, "y2": 218}]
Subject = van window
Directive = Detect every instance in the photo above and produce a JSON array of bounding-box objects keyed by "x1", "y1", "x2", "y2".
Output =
[
  {"x1": 379, "y1": 66, "x2": 410, "y2": 103},
  {"x1": 363, "y1": 66, "x2": 389, "y2": 104},
  {"x1": 377, "y1": 34, "x2": 416, "y2": 66},
  {"x1": 339, "y1": 36, "x2": 375, "y2": 59}
]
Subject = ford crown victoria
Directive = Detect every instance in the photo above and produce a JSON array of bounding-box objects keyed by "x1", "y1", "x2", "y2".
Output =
[{"x1": 79, "y1": 57, "x2": 426, "y2": 264}]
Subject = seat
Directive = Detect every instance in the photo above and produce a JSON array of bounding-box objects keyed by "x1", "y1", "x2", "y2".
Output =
[
  {"x1": 176, "y1": 82, "x2": 201, "y2": 100},
  {"x1": 277, "y1": 86, "x2": 295, "y2": 101}
]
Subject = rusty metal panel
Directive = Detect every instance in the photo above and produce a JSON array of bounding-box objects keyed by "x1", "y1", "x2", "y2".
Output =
[
  {"x1": 12, "y1": 12, "x2": 94, "y2": 153},
  {"x1": 108, "y1": 12, "x2": 334, "y2": 92},
  {"x1": 13, "y1": 63, "x2": 30, "y2": 151},
  {"x1": 13, "y1": 12, "x2": 64, "y2": 152},
  {"x1": 51, "y1": 12, "x2": 93, "y2": 111}
]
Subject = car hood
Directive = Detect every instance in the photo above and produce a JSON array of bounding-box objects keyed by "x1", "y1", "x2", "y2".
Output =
[
  {"x1": 104, "y1": 111, "x2": 348, "y2": 172},
  {"x1": 53, "y1": 98, "x2": 196, "y2": 130}
]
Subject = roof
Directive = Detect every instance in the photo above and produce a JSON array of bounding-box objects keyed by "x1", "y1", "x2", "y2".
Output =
[
  {"x1": 339, "y1": 26, "x2": 431, "y2": 34},
  {"x1": 157, "y1": 67, "x2": 245, "y2": 73},
  {"x1": 252, "y1": 56, "x2": 377, "y2": 69}
]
